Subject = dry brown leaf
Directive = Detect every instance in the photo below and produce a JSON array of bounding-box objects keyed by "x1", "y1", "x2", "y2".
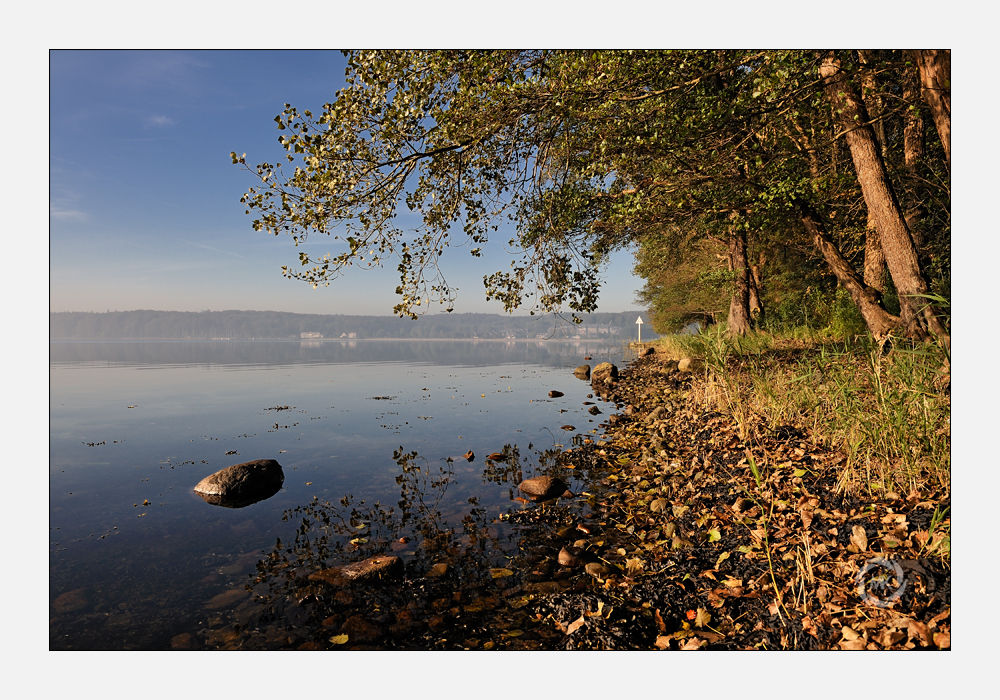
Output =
[
  {"x1": 680, "y1": 637, "x2": 706, "y2": 650},
  {"x1": 907, "y1": 619, "x2": 931, "y2": 647},
  {"x1": 654, "y1": 608, "x2": 666, "y2": 632},
  {"x1": 695, "y1": 607, "x2": 711, "y2": 628},
  {"x1": 850, "y1": 525, "x2": 868, "y2": 552},
  {"x1": 933, "y1": 630, "x2": 950, "y2": 649},
  {"x1": 654, "y1": 635, "x2": 671, "y2": 650},
  {"x1": 838, "y1": 638, "x2": 867, "y2": 651},
  {"x1": 565, "y1": 615, "x2": 586, "y2": 635}
]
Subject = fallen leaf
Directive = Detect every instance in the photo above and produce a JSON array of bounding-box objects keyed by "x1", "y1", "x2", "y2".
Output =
[
  {"x1": 654, "y1": 635, "x2": 671, "y2": 650},
  {"x1": 907, "y1": 619, "x2": 931, "y2": 647},
  {"x1": 654, "y1": 608, "x2": 666, "y2": 632},
  {"x1": 565, "y1": 615, "x2": 586, "y2": 635},
  {"x1": 329, "y1": 634, "x2": 349, "y2": 645},
  {"x1": 680, "y1": 637, "x2": 705, "y2": 650},
  {"x1": 694, "y1": 608, "x2": 711, "y2": 628},
  {"x1": 933, "y1": 630, "x2": 950, "y2": 649},
  {"x1": 850, "y1": 525, "x2": 868, "y2": 552},
  {"x1": 489, "y1": 568, "x2": 514, "y2": 579},
  {"x1": 626, "y1": 557, "x2": 645, "y2": 575}
]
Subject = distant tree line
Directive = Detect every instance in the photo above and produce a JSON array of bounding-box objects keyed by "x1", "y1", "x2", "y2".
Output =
[{"x1": 50, "y1": 310, "x2": 658, "y2": 341}]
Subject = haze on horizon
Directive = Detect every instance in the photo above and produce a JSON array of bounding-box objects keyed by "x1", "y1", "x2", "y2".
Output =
[{"x1": 50, "y1": 50, "x2": 647, "y2": 317}]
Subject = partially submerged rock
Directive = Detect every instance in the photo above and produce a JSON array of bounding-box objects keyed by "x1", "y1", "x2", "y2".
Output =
[
  {"x1": 308, "y1": 555, "x2": 404, "y2": 587},
  {"x1": 548, "y1": 390, "x2": 565, "y2": 398},
  {"x1": 573, "y1": 364, "x2": 591, "y2": 379},
  {"x1": 518, "y1": 476, "x2": 570, "y2": 502},
  {"x1": 194, "y1": 459, "x2": 284, "y2": 508}
]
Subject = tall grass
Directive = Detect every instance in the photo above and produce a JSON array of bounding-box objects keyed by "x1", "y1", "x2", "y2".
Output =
[{"x1": 651, "y1": 327, "x2": 951, "y2": 495}]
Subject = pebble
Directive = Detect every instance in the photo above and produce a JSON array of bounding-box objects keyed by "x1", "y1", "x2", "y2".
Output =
[
  {"x1": 548, "y1": 390, "x2": 564, "y2": 398},
  {"x1": 171, "y1": 632, "x2": 199, "y2": 650},
  {"x1": 427, "y1": 563, "x2": 449, "y2": 578},
  {"x1": 585, "y1": 562, "x2": 611, "y2": 578},
  {"x1": 52, "y1": 588, "x2": 93, "y2": 614}
]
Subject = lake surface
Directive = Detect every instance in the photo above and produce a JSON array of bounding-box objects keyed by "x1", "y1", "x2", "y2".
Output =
[{"x1": 50, "y1": 339, "x2": 630, "y2": 649}]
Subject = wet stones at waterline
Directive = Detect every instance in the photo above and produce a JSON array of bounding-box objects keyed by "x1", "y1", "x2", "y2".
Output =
[
  {"x1": 518, "y1": 476, "x2": 571, "y2": 502},
  {"x1": 573, "y1": 365, "x2": 591, "y2": 379},
  {"x1": 548, "y1": 390, "x2": 565, "y2": 398},
  {"x1": 193, "y1": 459, "x2": 284, "y2": 508}
]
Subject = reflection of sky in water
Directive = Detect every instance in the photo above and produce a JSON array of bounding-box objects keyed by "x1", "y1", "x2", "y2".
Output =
[{"x1": 50, "y1": 340, "x2": 624, "y2": 647}]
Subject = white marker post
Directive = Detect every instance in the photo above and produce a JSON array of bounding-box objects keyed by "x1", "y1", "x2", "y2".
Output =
[{"x1": 636, "y1": 316, "x2": 643, "y2": 344}]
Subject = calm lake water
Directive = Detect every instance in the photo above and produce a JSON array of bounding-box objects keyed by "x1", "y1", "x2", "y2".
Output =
[{"x1": 50, "y1": 339, "x2": 629, "y2": 650}]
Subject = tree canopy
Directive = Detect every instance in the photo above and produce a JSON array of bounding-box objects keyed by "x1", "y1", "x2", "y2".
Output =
[{"x1": 234, "y1": 50, "x2": 949, "y2": 345}]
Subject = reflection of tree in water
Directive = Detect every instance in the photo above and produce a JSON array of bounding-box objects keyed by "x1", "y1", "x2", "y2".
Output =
[
  {"x1": 221, "y1": 440, "x2": 599, "y2": 650},
  {"x1": 251, "y1": 444, "x2": 563, "y2": 608}
]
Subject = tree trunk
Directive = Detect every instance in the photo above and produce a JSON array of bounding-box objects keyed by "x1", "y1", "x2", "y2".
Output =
[
  {"x1": 727, "y1": 227, "x2": 752, "y2": 337},
  {"x1": 857, "y1": 51, "x2": 889, "y2": 293},
  {"x1": 863, "y1": 211, "x2": 888, "y2": 294},
  {"x1": 819, "y1": 52, "x2": 949, "y2": 347},
  {"x1": 749, "y1": 262, "x2": 764, "y2": 324},
  {"x1": 903, "y1": 59, "x2": 927, "y2": 247},
  {"x1": 913, "y1": 50, "x2": 951, "y2": 170},
  {"x1": 800, "y1": 206, "x2": 899, "y2": 339}
]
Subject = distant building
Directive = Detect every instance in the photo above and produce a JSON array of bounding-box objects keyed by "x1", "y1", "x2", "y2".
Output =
[{"x1": 300, "y1": 332, "x2": 323, "y2": 339}]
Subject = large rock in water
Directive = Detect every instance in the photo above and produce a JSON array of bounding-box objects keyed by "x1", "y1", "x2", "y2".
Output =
[
  {"x1": 518, "y1": 476, "x2": 569, "y2": 501},
  {"x1": 591, "y1": 362, "x2": 618, "y2": 387},
  {"x1": 194, "y1": 459, "x2": 284, "y2": 508},
  {"x1": 573, "y1": 364, "x2": 591, "y2": 379},
  {"x1": 308, "y1": 555, "x2": 404, "y2": 587}
]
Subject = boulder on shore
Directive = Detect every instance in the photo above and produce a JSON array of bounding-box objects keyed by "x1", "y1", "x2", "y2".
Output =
[
  {"x1": 194, "y1": 459, "x2": 284, "y2": 508},
  {"x1": 308, "y1": 555, "x2": 404, "y2": 587},
  {"x1": 591, "y1": 362, "x2": 619, "y2": 387},
  {"x1": 518, "y1": 476, "x2": 570, "y2": 502}
]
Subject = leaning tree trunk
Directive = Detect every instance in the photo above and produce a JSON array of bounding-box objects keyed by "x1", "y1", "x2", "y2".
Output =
[
  {"x1": 819, "y1": 52, "x2": 949, "y2": 348},
  {"x1": 857, "y1": 51, "x2": 889, "y2": 294},
  {"x1": 800, "y1": 206, "x2": 900, "y2": 340},
  {"x1": 903, "y1": 58, "x2": 928, "y2": 247},
  {"x1": 913, "y1": 49, "x2": 951, "y2": 170},
  {"x1": 727, "y1": 227, "x2": 752, "y2": 337}
]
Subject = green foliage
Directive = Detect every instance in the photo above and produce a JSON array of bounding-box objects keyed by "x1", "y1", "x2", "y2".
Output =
[{"x1": 234, "y1": 50, "x2": 949, "y2": 335}]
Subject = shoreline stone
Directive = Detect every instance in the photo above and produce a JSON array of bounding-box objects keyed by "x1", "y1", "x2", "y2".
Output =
[
  {"x1": 309, "y1": 555, "x2": 404, "y2": 587},
  {"x1": 517, "y1": 476, "x2": 569, "y2": 501}
]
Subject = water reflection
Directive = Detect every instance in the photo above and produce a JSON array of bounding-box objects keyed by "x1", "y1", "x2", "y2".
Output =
[
  {"x1": 235, "y1": 441, "x2": 574, "y2": 650},
  {"x1": 50, "y1": 338, "x2": 627, "y2": 370}
]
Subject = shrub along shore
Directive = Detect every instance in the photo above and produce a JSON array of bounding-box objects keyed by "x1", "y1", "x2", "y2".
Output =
[{"x1": 205, "y1": 331, "x2": 950, "y2": 650}]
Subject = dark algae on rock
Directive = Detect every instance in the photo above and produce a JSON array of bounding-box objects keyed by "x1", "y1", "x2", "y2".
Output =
[{"x1": 194, "y1": 351, "x2": 949, "y2": 650}]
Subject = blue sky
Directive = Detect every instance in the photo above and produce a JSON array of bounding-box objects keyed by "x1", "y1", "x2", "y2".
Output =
[{"x1": 50, "y1": 50, "x2": 646, "y2": 316}]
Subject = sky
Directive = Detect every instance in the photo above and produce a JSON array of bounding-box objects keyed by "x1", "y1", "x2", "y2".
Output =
[{"x1": 50, "y1": 50, "x2": 647, "y2": 316}]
